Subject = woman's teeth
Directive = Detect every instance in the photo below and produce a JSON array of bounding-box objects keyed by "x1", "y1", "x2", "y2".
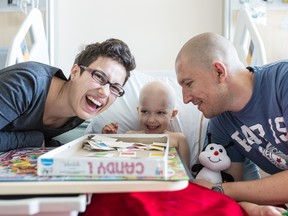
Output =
[{"x1": 87, "y1": 96, "x2": 102, "y2": 107}]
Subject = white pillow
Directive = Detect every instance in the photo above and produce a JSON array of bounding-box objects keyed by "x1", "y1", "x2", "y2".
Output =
[{"x1": 85, "y1": 70, "x2": 209, "y2": 167}]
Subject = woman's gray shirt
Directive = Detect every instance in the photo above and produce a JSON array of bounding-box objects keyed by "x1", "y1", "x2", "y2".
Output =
[{"x1": 0, "y1": 61, "x2": 84, "y2": 151}]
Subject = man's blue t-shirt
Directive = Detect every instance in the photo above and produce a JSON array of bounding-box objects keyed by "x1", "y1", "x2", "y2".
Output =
[{"x1": 209, "y1": 60, "x2": 288, "y2": 174}]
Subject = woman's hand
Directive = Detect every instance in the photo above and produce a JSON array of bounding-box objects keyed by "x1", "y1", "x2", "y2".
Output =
[{"x1": 41, "y1": 140, "x2": 46, "y2": 150}]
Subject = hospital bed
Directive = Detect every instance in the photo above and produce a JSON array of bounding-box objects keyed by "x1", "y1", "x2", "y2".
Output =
[
  {"x1": 5, "y1": 8, "x2": 50, "y2": 67},
  {"x1": 233, "y1": 8, "x2": 267, "y2": 66}
]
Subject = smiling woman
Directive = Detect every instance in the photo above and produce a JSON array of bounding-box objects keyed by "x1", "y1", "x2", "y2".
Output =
[
  {"x1": 0, "y1": 38, "x2": 136, "y2": 152},
  {"x1": 70, "y1": 57, "x2": 128, "y2": 118}
]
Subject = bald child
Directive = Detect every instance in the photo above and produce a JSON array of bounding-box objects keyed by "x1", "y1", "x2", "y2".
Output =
[{"x1": 102, "y1": 80, "x2": 190, "y2": 166}]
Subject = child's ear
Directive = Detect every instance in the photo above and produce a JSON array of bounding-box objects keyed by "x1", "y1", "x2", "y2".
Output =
[
  {"x1": 136, "y1": 107, "x2": 140, "y2": 113},
  {"x1": 171, "y1": 109, "x2": 178, "y2": 118}
]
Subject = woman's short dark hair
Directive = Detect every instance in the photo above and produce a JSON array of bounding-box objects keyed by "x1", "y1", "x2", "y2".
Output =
[{"x1": 74, "y1": 38, "x2": 136, "y2": 85}]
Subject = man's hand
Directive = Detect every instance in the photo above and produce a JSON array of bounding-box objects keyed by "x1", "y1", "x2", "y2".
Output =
[{"x1": 239, "y1": 201, "x2": 287, "y2": 216}]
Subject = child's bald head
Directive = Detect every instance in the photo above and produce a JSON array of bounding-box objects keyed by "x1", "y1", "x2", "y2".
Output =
[{"x1": 139, "y1": 80, "x2": 176, "y2": 110}]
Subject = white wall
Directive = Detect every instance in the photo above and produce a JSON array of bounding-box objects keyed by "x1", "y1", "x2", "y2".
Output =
[{"x1": 52, "y1": 0, "x2": 225, "y2": 75}]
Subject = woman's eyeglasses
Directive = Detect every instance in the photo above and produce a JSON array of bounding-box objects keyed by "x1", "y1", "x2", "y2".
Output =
[{"x1": 79, "y1": 65, "x2": 125, "y2": 97}]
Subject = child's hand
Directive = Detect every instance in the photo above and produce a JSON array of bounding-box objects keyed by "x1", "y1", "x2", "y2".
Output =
[{"x1": 102, "y1": 122, "x2": 118, "y2": 134}]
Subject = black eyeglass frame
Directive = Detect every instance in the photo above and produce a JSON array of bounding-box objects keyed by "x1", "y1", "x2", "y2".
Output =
[{"x1": 79, "y1": 65, "x2": 125, "y2": 97}]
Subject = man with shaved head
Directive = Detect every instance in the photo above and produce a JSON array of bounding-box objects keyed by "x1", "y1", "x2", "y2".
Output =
[{"x1": 176, "y1": 32, "x2": 288, "y2": 215}]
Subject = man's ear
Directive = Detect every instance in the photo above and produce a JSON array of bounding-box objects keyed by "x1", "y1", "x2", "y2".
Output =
[{"x1": 213, "y1": 61, "x2": 227, "y2": 82}]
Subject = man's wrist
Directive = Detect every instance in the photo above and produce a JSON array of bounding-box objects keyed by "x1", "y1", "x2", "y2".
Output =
[{"x1": 211, "y1": 182, "x2": 224, "y2": 193}]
